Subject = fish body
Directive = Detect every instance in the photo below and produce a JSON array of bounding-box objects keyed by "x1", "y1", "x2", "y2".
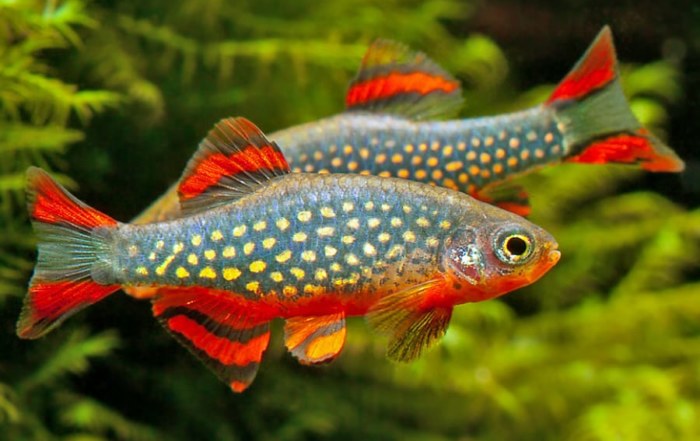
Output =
[
  {"x1": 18, "y1": 118, "x2": 560, "y2": 392},
  {"x1": 134, "y1": 26, "x2": 684, "y2": 224}
]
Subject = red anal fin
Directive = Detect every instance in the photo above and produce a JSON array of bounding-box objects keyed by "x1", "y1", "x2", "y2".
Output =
[
  {"x1": 345, "y1": 39, "x2": 463, "y2": 120},
  {"x1": 153, "y1": 288, "x2": 271, "y2": 392},
  {"x1": 178, "y1": 117, "x2": 290, "y2": 215},
  {"x1": 547, "y1": 26, "x2": 617, "y2": 104},
  {"x1": 18, "y1": 281, "x2": 119, "y2": 339},
  {"x1": 27, "y1": 168, "x2": 116, "y2": 228},
  {"x1": 567, "y1": 129, "x2": 685, "y2": 172},
  {"x1": 472, "y1": 184, "x2": 531, "y2": 217},
  {"x1": 284, "y1": 312, "x2": 346, "y2": 365}
]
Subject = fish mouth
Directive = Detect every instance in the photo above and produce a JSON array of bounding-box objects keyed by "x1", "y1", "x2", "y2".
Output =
[{"x1": 547, "y1": 248, "x2": 561, "y2": 266}]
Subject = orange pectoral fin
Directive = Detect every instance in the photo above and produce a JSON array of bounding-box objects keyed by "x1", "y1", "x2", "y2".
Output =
[
  {"x1": 153, "y1": 288, "x2": 271, "y2": 392},
  {"x1": 366, "y1": 279, "x2": 453, "y2": 362},
  {"x1": 284, "y1": 312, "x2": 346, "y2": 365}
]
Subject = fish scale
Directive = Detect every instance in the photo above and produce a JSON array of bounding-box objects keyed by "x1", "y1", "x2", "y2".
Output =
[
  {"x1": 281, "y1": 108, "x2": 563, "y2": 192},
  {"x1": 18, "y1": 117, "x2": 560, "y2": 392},
  {"x1": 117, "y1": 174, "x2": 457, "y2": 304}
]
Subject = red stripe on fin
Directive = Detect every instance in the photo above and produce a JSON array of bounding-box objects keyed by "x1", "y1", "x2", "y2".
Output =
[
  {"x1": 17, "y1": 281, "x2": 119, "y2": 339},
  {"x1": 178, "y1": 117, "x2": 290, "y2": 215},
  {"x1": 26, "y1": 167, "x2": 117, "y2": 228},
  {"x1": 547, "y1": 26, "x2": 617, "y2": 104},
  {"x1": 284, "y1": 313, "x2": 346, "y2": 365},
  {"x1": 567, "y1": 129, "x2": 685, "y2": 172},
  {"x1": 366, "y1": 279, "x2": 452, "y2": 362},
  {"x1": 472, "y1": 184, "x2": 531, "y2": 217},
  {"x1": 345, "y1": 39, "x2": 463, "y2": 120},
  {"x1": 153, "y1": 288, "x2": 271, "y2": 392}
]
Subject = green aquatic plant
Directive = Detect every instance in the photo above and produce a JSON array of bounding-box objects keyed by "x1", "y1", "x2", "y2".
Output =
[{"x1": 1, "y1": 0, "x2": 697, "y2": 440}]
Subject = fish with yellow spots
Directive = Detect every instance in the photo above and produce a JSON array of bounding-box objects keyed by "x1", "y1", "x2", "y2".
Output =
[
  {"x1": 17, "y1": 118, "x2": 560, "y2": 392},
  {"x1": 135, "y1": 26, "x2": 683, "y2": 224}
]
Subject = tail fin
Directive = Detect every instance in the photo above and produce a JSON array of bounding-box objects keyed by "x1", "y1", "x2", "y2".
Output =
[
  {"x1": 17, "y1": 167, "x2": 121, "y2": 339},
  {"x1": 547, "y1": 26, "x2": 684, "y2": 172}
]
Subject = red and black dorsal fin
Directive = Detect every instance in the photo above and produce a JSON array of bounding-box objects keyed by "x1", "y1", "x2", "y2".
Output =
[
  {"x1": 284, "y1": 313, "x2": 347, "y2": 365},
  {"x1": 547, "y1": 26, "x2": 685, "y2": 172},
  {"x1": 546, "y1": 26, "x2": 618, "y2": 104},
  {"x1": 178, "y1": 117, "x2": 290, "y2": 215},
  {"x1": 345, "y1": 39, "x2": 463, "y2": 120},
  {"x1": 18, "y1": 168, "x2": 120, "y2": 339},
  {"x1": 152, "y1": 288, "x2": 271, "y2": 393}
]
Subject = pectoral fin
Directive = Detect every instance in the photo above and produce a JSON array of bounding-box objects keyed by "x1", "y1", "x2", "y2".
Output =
[
  {"x1": 366, "y1": 280, "x2": 452, "y2": 362},
  {"x1": 284, "y1": 312, "x2": 346, "y2": 365}
]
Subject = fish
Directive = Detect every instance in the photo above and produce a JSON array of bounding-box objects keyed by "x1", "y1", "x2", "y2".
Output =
[
  {"x1": 133, "y1": 25, "x2": 684, "y2": 225},
  {"x1": 17, "y1": 117, "x2": 561, "y2": 392}
]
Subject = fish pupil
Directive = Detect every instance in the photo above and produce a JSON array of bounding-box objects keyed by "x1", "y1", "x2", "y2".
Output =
[{"x1": 505, "y1": 236, "x2": 528, "y2": 256}]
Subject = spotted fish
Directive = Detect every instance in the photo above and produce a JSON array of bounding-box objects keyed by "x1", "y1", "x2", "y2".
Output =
[
  {"x1": 17, "y1": 118, "x2": 560, "y2": 392},
  {"x1": 134, "y1": 26, "x2": 684, "y2": 224}
]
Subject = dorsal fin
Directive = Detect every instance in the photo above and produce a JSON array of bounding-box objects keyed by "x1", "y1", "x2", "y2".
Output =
[
  {"x1": 345, "y1": 39, "x2": 463, "y2": 120},
  {"x1": 546, "y1": 26, "x2": 618, "y2": 104},
  {"x1": 178, "y1": 117, "x2": 290, "y2": 215}
]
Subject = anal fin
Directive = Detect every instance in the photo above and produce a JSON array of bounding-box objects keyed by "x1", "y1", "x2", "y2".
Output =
[
  {"x1": 284, "y1": 312, "x2": 346, "y2": 365},
  {"x1": 153, "y1": 288, "x2": 271, "y2": 392},
  {"x1": 366, "y1": 280, "x2": 452, "y2": 362}
]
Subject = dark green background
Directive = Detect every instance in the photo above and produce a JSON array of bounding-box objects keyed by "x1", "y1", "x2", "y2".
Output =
[{"x1": 1, "y1": 1, "x2": 699, "y2": 439}]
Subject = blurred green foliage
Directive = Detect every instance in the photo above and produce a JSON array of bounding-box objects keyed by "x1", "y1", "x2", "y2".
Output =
[{"x1": 0, "y1": 0, "x2": 698, "y2": 440}]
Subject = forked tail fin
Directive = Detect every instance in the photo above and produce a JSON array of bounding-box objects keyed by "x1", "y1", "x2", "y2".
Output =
[
  {"x1": 17, "y1": 167, "x2": 120, "y2": 339},
  {"x1": 547, "y1": 26, "x2": 684, "y2": 172}
]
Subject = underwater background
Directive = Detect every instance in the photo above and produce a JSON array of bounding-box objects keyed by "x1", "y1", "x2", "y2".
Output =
[{"x1": 1, "y1": 0, "x2": 699, "y2": 439}]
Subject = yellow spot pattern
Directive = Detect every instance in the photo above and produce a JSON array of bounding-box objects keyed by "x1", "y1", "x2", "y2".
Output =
[
  {"x1": 156, "y1": 255, "x2": 176, "y2": 276},
  {"x1": 223, "y1": 268, "x2": 242, "y2": 281},
  {"x1": 204, "y1": 249, "x2": 216, "y2": 260},
  {"x1": 173, "y1": 242, "x2": 184, "y2": 254},
  {"x1": 301, "y1": 250, "x2": 317, "y2": 262},
  {"x1": 270, "y1": 271, "x2": 284, "y2": 282},
  {"x1": 378, "y1": 233, "x2": 391, "y2": 243},
  {"x1": 325, "y1": 246, "x2": 338, "y2": 257},
  {"x1": 297, "y1": 211, "x2": 312, "y2": 222},
  {"x1": 276, "y1": 218, "x2": 290, "y2": 231},
  {"x1": 246, "y1": 281, "x2": 260, "y2": 293},
  {"x1": 187, "y1": 254, "x2": 199, "y2": 265},
  {"x1": 199, "y1": 267, "x2": 216, "y2": 279},
  {"x1": 233, "y1": 225, "x2": 247, "y2": 237},
  {"x1": 249, "y1": 260, "x2": 267, "y2": 273},
  {"x1": 320, "y1": 207, "x2": 336, "y2": 218},
  {"x1": 136, "y1": 266, "x2": 148, "y2": 276},
  {"x1": 244, "y1": 242, "x2": 255, "y2": 255},
  {"x1": 293, "y1": 232, "x2": 308, "y2": 242},
  {"x1": 276, "y1": 250, "x2": 292, "y2": 263},
  {"x1": 290, "y1": 267, "x2": 306, "y2": 280},
  {"x1": 402, "y1": 231, "x2": 416, "y2": 243},
  {"x1": 253, "y1": 221, "x2": 267, "y2": 231},
  {"x1": 367, "y1": 218, "x2": 381, "y2": 229},
  {"x1": 211, "y1": 230, "x2": 224, "y2": 241},
  {"x1": 223, "y1": 246, "x2": 236, "y2": 258},
  {"x1": 176, "y1": 267, "x2": 190, "y2": 278},
  {"x1": 315, "y1": 269, "x2": 328, "y2": 281},
  {"x1": 317, "y1": 226, "x2": 335, "y2": 237},
  {"x1": 263, "y1": 238, "x2": 276, "y2": 249},
  {"x1": 347, "y1": 218, "x2": 360, "y2": 229}
]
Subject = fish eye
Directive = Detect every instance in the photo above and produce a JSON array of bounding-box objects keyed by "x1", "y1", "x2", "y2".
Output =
[{"x1": 494, "y1": 231, "x2": 534, "y2": 265}]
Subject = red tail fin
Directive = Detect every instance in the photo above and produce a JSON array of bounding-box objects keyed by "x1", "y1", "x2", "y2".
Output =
[
  {"x1": 547, "y1": 26, "x2": 684, "y2": 172},
  {"x1": 17, "y1": 168, "x2": 120, "y2": 339}
]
